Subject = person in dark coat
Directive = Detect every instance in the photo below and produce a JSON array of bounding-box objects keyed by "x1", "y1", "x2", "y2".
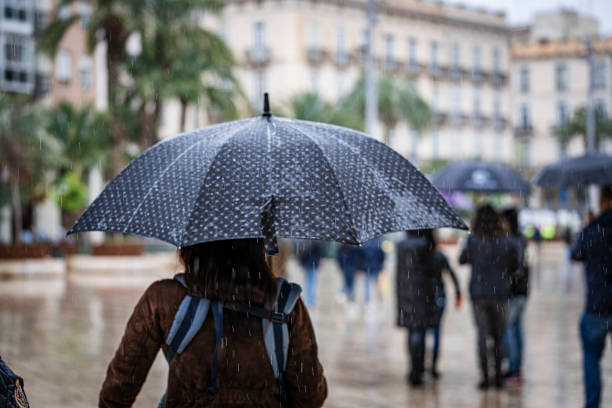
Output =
[
  {"x1": 361, "y1": 237, "x2": 386, "y2": 303},
  {"x1": 428, "y1": 238, "x2": 462, "y2": 379},
  {"x1": 501, "y1": 208, "x2": 529, "y2": 383},
  {"x1": 294, "y1": 239, "x2": 325, "y2": 307},
  {"x1": 336, "y1": 243, "x2": 363, "y2": 302},
  {"x1": 99, "y1": 239, "x2": 327, "y2": 407},
  {"x1": 571, "y1": 186, "x2": 612, "y2": 408},
  {"x1": 459, "y1": 205, "x2": 519, "y2": 390},
  {"x1": 396, "y1": 230, "x2": 439, "y2": 386}
]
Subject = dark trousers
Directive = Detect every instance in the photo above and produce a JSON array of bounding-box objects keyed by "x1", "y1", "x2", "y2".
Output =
[
  {"x1": 472, "y1": 300, "x2": 508, "y2": 382},
  {"x1": 408, "y1": 329, "x2": 426, "y2": 381},
  {"x1": 580, "y1": 313, "x2": 612, "y2": 408},
  {"x1": 431, "y1": 296, "x2": 446, "y2": 370}
]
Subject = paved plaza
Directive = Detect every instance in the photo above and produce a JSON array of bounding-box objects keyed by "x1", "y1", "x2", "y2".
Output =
[{"x1": 0, "y1": 242, "x2": 610, "y2": 407}]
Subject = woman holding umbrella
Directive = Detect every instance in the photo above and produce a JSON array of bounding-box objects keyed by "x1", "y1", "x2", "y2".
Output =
[{"x1": 459, "y1": 205, "x2": 519, "y2": 389}]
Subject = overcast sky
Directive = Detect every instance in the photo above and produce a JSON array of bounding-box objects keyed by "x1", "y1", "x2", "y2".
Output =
[{"x1": 446, "y1": 0, "x2": 612, "y2": 34}]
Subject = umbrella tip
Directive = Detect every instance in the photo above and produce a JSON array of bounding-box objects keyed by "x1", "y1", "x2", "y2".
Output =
[{"x1": 262, "y1": 93, "x2": 271, "y2": 118}]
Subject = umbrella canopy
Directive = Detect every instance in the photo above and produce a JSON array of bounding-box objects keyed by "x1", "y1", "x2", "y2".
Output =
[
  {"x1": 70, "y1": 98, "x2": 466, "y2": 253},
  {"x1": 431, "y1": 161, "x2": 530, "y2": 194},
  {"x1": 532, "y1": 153, "x2": 612, "y2": 188}
]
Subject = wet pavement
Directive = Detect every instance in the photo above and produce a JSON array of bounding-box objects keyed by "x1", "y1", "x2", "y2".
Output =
[{"x1": 0, "y1": 242, "x2": 610, "y2": 407}]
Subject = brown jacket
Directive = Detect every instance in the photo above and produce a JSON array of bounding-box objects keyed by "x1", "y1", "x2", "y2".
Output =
[{"x1": 99, "y1": 278, "x2": 327, "y2": 407}]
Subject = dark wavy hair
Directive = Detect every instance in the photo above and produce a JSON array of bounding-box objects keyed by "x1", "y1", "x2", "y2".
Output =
[
  {"x1": 405, "y1": 229, "x2": 436, "y2": 252},
  {"x1": 178, "y1": 239, "x2": 276, "y2": 305},
  {"x1": 472, "y1": 204, "x2": 503, "y2": 239}
]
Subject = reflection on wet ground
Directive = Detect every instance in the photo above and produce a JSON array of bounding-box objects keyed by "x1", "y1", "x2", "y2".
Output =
[{"x1": 0, "y1": 242, "x2": 610, "y2": 407}]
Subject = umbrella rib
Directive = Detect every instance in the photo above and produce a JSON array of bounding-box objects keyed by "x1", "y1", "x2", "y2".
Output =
[{"x1": 284, "y1": 122, "x2": 360, "y2": 243}]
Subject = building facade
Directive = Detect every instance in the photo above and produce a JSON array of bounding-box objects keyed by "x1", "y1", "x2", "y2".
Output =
[
  {"x1": 511, "y1": 10, "x2": 612, "y2": 170},
  {"x1": 197, "y1": 0, "x2": 512, "y2": 165}
]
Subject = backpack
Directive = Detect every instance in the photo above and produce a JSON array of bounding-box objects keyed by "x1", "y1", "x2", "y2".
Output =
[
  {"x1": 158, "y1": 274, "x2": 302, "y2": 408},
  {"x1": 0, "y1": 356, "x2": 29, "y2": 408}
]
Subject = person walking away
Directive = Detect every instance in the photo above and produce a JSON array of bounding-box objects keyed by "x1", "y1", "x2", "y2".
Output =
[
  {"x1": 336, "y1": 243, "x2": 363, "y2": 302},
  {"x1": 428, "y1": 233, "x2": 462, "y2": 379},
  {"x1": 99, "y1": 239, "x2": 327, "y2": 407},
  {"x1": 459, "y1": 205, "x2": 519, "y2": 390},
  {"x1": 501, "y1": 208, "x2": 529, "y2": 384},
  {"x1": 361, "y1": 238, "x2": 386, "y2": 304},
  {"x1": 571, "y1": 185, "x2": 612, "y2": 408},
  {"x1": 396, "y1": 230, "x2": 439, "y2": 386},
  {"x1": 294, "y1": 239, "x2": 325, "y2": 307}
]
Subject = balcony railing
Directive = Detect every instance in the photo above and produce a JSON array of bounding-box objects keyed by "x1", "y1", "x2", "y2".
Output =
[
  {"x1": 493, "y1": 116, "x2": 508, "y2": 129},
  {"x1": 307, "y1": 47, "x2": 326, "y2": 65},
  {"x1": 473, "y1": 114, "x2": 489, "y2": 128},
  {"x1": 434, "y1": 111, "x2": 448, "y2": 125},
  {"x1": 334, "y1": 51, "x2": 350, "y2": 68},
  {"x1": 472, "y1": 69, "x2": 486, "y2": 83},
  {"x1": 491, "y1": 71, "x2": 507, "y2": 87},
  {"x1": 245, "y1": 46, "x2": 271, "y2": 66},
  {"x1": 429, "y1": 64, "x2": 444, "y2": 79},
  {"x1": 407, "y1": 61, "x2": 422, "y2": 76},
  {"x1": 514, "y1": 123, "x2": 534, "y2": 137},
  {"x1": 384, "y1": 58, "x2": 400, "y2": 72},
  {"x1": 449, "y1": 66, "x2": 465, "y2": 81}
]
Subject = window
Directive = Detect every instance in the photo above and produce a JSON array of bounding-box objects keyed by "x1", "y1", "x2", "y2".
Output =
[
  {"x1": 4, "y1": 39, "x2": 24, "y2": 62},
  {"x1": 473, "y1": 45, "x2": 481, "y2": 72},
  {"x1": 593, "y1": 61, "x2": 606, "y2": 90},
  {"x1": 473, "y1": 88, "x2": 481, "y2": 118},
  {"x1": 78, "y1": 1, "x2": 92, "y2": 29},
  {"x1": 520, "y1": 67, "x2": 530, "y2": 93},
  {"x1": 408, "y1": 37, "x2": 417, "y2": 66},
  {"x1": 337, "y1": 71, "x2": 346, "y2": 99},
  {"x1": 252, "y1": 70, "x2": 266, "y2": 106},
  {"x1": 555, "y1": 63, "x2": 568, "y2": 92},
  {"x1": 385, "y1": 34, "x2": 395, "y2": 68},
  {"x1": 253, "y1": 21, "x2": 266, "y2": 50},
  {"x1": 310, "y1": 68, "x2": 320, "y2": 95},
  {"x1": 4, "y1": 0, "x2": 28, "y2": 21},
  {"x1": 78, "y1": 55, "x2": 92, "y2": 88},
  {"x1": 493, "y1": 90, "x2": 501, "y2": 121},
  {"x1": 307, "y1": 21, "x2": 320, "y2": 49},
  {"x1": 451, "y1": 42, "x2": 460, "y2": 69},
  {"x1": 336, "y1": 26, "x2": 346, "y2": 62},
  {"x1": 451, "y1": 84, "x2": 461, "y2": 118},
  {"x1": 55, "y1": 50, "x2": 72, "y2": 83},
  {"x1": 595, "y1": 99, "x2": 607, "y2": 117},
  {"x1": 430, "y1": 40, "x2": 438, "y2": 69},
  {"x1": 556, "y1": 101, "x2": 569, "y2": 127},
  {"x1": 519, "y1": 103, "x2": 530, "y2": 128},
  {"x1": 492, "y1": 47, "x2": 501, "y2": 73}
]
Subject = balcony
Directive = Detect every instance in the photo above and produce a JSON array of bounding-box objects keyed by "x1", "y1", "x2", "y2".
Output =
[
  {"x1": 407, "y1": 61, "x2": 422, "y2": 76},
  {"x1": 491, "y1": 71, "x2": 507, "y2": 87},
  {"x1": 472, "y1": 69, "x2": 486, "y2": 83},
  {"x1": 307, "y1": 47, "x2": 327, "y2": 66},
  {"x1": 334, "y1": 51, "x2": 350, "y2": 68},
  {"x1": 34, "y1": 10, "x2": 50, "y2": 36},
  {"x1": 448, "y1": 66, "x2": 465, "y2": 81},
  {"x1": 434, "y1": 111, "x2": 448, "y2": 126},
  {"x1": 473, "y1": 114, "x2": 489, "y2": 128},
  {"x1": 514, "y1": 123, "x2": 533, "y2": 137},
  {"x1": 450, "y1": 112, "x2": 469, "y2": 126},
  {"x1": 34, "y1": 73, "x2": 50, "y2": 98},
  {"x1": 429, "y1": 64, "x2": 444, "y2": 79},
  {"x1": 493, "y1": 116, "x2": 508, "y2": 129},
  {"x1": 245, "y1": 46, "x2": 271, "y2": 67},
  {"x1": 383, "y1": 58, "x2": 400, "y2": 73}
]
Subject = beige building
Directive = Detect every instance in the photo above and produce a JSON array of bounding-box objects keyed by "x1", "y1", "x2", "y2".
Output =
[
  {"x1": 511, "y1": 10, "x2": 612, "y2": 170},
  {"x1": 191, "y1": 0, "x2": 512, "y2": 164}
]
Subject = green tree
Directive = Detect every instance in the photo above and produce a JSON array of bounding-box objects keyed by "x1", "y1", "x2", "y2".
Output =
[
  {"x1": 344, "y1": 75, "x2": 431, "y2": 144},
  {"x1": 289, "y1": 93, "x2": 364, "y2": 131},
  {"x1": 0, "y1": 95, "x2": 56, "y2": 243},
  {"x1": 557, "y1": 107, "x2": 612, "y2": 152},
  {"x1": 46, "y1": 103, "x2": 111, "y2": 227}
]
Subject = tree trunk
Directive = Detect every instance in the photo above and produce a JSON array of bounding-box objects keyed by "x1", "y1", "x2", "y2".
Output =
[
  {"x1": 10, "y1": 175, "x2": 21, "y2": 244},
  {"x1": 179, "y1": 98, "x2": 188, "y2": 132}
]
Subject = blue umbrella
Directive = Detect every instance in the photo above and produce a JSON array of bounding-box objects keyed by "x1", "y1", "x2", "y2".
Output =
[
  {"x1": 69, "y1": 94, "x2": 466, "y2": 254},
  {"x1": 532, "y1": 153, "x2": 612, "y2": 188},
  {"x1": 432, "y1": 161, "x2": 530, "y2": 194}
]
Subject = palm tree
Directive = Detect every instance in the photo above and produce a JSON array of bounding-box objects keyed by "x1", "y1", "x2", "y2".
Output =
[
  {"x1": 0, "y1": 95, "x2": 55, "y2": 243},
  {"x1": 557, "y1": 107, "x2": 612, "y2": 153},
  {"x1": 343, "y1": 75, "x2": 431, "y2": 145},
  {"x1": 289, "y1": 93, "x2": 364, "y2": 130}
]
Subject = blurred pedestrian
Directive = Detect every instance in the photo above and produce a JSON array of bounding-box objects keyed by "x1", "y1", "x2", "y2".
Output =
[
  {"x1": 336, "y1": 243, "x2": 362, "y2": 302},
  {"x1": 459, "y1": 205, "x2": 519, "y2": 390},
  {"x1": 501, "y1": 208, "x2": 529, "y2": 384},
  {"x1": 396, "y1": 230, "x2": 439, "y2": 386},
  {"x1": 294, "y1": 239, "x2": 325, "y2": 307},
  {"x1": 428, "y1": 232, "x2": 462, "y2": 379},
  {"x1": 99, "y1": 239, "x2": 327, "y2": 407},
  {"x1": 361, "y1": 238, "x2": 386, "y2": 304},
  {"x1": 561, "y1": 226, "x2": 575, "y2": 292},
  {"x1": 571, "y1": 186, "x2": 612, "y2": 408}
]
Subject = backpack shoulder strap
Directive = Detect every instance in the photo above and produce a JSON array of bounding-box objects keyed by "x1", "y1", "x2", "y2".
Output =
[
  {"x1": 165, "y1": 274, "x2": 211, "y2": 362},
  {"x1": 261, "y1": 278, "x2": 301, "y2": 406}
]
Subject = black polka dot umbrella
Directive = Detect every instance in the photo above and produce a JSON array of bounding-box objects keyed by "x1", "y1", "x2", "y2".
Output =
[{"x1": 69, "y1": 94, "x2": 466, "y2": 254}]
